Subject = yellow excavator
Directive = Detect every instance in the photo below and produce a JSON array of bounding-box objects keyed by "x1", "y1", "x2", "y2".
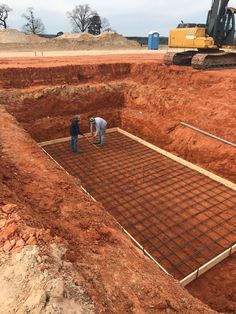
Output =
[{"x1": 164, "y1": 0, "x2": 236, "y2": 69}]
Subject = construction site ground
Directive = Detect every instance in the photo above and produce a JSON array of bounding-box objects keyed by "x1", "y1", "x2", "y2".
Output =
[{"x1": 0, "y1": 48, "x2": 235, "y2": 314}]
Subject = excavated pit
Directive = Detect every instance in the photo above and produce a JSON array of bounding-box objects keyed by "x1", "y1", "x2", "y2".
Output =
[{"x1": 0, "y1": 56, "x2": 235, "y2": 313}]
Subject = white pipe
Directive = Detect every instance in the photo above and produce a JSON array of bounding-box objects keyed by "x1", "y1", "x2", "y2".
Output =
[{"x1": 181, "y1": 122, "x2": 236, "y2": 148}]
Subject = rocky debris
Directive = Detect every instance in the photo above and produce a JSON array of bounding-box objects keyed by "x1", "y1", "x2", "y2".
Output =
[
  {"x1": 0, "y1": 203, "x2": 56, "y2": 255},
  {"x1": 0, "y1": 219, "x2": 6, "y2": 228},
  {"x1": 1, "y1": 203, "x2": 17, "y2": 214},
  {"x1": 0, "y1": 245, "x2": 95, "y2": 313},
  {"x1": 0, "y1": 201, "x2": 95, "y2": 312}
]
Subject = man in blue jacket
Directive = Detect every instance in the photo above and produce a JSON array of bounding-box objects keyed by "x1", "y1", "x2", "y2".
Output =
[{"x1": 70, "y1": 115, "x2": 83, "y2": 153}]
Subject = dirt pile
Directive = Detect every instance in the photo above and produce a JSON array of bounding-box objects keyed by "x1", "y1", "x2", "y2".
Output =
[
  {"x1": 96, "y1": 32, "x2": 140, "y2": 48},
  {"x1": 0, "y1": 28, "x2": 48, "y2": 44},
  {"x1": 53, "y1": 31, "x2": 140, "y2": 49},
  {"x1": 56, "y1": 32, "x2": 95, "y2": 40},
  {"x1": 51, "y1": 32, "x2": 140, "y2": 49},
  {"x1": 0, "y1": 30, "x2": 140, "y2": 51}
]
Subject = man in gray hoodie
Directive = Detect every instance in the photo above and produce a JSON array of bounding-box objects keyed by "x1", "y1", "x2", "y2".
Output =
[{"x1": 89, "y1": 117, "x2": 107, "y2": 146}]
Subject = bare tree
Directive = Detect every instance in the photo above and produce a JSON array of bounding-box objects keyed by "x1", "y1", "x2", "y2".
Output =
[
  {"x1": 101, "y1": 17, "x2": 112, "y2": 32},
  {"x1": 22, "y1": 7, "x2": 45, "y2": 34},
  {"x1": 0, "y1": 3, "x2": 12, "y2": 29},
  {"x1": 67, "y1": 4, "x2": 94, "y2": 32}
]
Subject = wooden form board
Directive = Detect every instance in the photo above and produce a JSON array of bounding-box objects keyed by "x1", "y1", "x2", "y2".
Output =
[
  {"x1": 39, "y1": 128, "x2": 118, "y2": 147},
  {"x1": 122, "y1": 228, "x2": 169, "y2": 275},
  {"x1": 180, "y1": 244, "x2": 236, "y2": 286}
]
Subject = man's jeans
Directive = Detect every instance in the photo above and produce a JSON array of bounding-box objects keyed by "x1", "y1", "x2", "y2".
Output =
[
  {"x1": 71, "y1": 136, "x2": 78, "y2": 152},
  {"x1": 98, "y1": 128, "x2": 106, "y2": 145}
]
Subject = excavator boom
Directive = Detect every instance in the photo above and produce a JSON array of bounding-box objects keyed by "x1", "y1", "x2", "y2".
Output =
[{"x1": 207, "y1": 0, "x2": 229, "y2": 37}]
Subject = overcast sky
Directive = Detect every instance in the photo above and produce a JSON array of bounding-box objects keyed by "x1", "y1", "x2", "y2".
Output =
[{"x1": 4, "y1": 0, "x2": 236, "y2": 36}]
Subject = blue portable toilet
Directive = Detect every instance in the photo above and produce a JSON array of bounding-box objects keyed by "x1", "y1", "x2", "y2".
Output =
[{"x1": 148, "y1": 31, "x2": 160, "y2": 50}]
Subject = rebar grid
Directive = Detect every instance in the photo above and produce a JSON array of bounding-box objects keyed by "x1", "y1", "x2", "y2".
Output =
[{"x1": 44, "y1": 131, "x2": 236, "y2": 280}]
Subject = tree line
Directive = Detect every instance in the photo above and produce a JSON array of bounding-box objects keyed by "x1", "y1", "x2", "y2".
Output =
[{"x1": 0, "y1": 3, "x2": 112, "y2": 35}]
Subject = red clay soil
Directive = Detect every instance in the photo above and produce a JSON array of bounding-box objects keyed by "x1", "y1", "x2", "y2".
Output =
[
  {"x1": 0, "y1": 53, "x2": 162, "y2": 68},
  {"x1": 187, "y1": 253, "x2": 236, "y2": 313},
  {"x1": 1, "y1": 55, "x2": 235, "y2": 183},
  {"x1": 0, "y1": 53, "x2": 235, "y2": 313},
  {"x1": 0, "y1": 107, "x2": 216, "y2": 313}
]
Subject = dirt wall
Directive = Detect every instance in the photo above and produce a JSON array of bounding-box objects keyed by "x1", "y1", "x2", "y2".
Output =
[
  {"x1": 2, "y1": 83, "x2": 124, "y2": 141},
  {"x1": 1, "y1": 61, "x2": 235, "y2": 183},
  {"x1": 0, "y1": 63, "x2": 132, "y2": 88}
]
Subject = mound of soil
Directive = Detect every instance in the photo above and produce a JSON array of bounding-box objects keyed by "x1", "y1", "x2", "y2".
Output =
[
  {"x1": 54, "y1": 31, "x2": 140, "y2": 48},
  {"x1": 0, "y1": 30, "x2": 140, "y2": 51},
  {"x1": 0, "y1": 28, "x2": 48, "y2": 44},
  {"x1": 55, "y1": 32, "x2": 94, "y2": 40}
]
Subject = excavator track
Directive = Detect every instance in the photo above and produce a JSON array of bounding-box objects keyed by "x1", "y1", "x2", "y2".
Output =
[
  {"x1": 163, "y1": 51, "x2": 198, "y2": 66},
  {"x1": 164, "y1": 51, "x2": 236, "y2": 69},
  {"x1": 191, "y1": 52, "x2": 236, "y2": 69}
]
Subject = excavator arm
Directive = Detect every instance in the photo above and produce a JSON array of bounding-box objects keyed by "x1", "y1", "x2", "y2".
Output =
[
  {"x1": 206, "y1": 0, "x2": 229, "y2": 37},
  {"x1": 206, "y1": 0, "x2": 235, "y2": 46}
]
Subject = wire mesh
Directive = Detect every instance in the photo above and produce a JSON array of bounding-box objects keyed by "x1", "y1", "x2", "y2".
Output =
[{"x1": 43, "y1": 131, "x2": 236, "y2": 280}]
